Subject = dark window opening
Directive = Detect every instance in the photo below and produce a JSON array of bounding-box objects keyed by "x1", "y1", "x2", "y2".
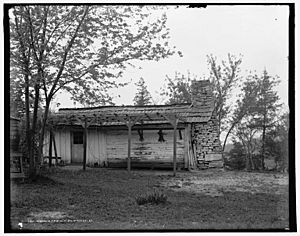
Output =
[{"x1": 73, "y1": 131, "x2": 83, "y2": 144}]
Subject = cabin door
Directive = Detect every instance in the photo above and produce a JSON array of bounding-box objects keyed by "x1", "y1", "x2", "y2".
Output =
[{"x1": 71, "y1": 131, "x2": 83, "y2": 163}]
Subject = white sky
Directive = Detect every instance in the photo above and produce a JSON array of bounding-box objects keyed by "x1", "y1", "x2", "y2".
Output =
[{"x1": 52, "y1": 5, "x2": 289, "y2": 109}]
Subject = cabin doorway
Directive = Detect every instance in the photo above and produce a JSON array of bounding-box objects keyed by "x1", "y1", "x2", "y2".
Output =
[{"x1": 71, "y1": 131, "x2": 83, "y2": 163}]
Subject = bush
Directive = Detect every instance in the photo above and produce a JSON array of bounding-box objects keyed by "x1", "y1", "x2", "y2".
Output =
[
  {"x1": 224, "y1": 153, "x2": 246, "y2": 170},
  {"x1": 224, "y1": 142, "x2": 246, "y2": 170},
  {"x1": 136, "y1": 190, "x2": 167, "y2": 205}
]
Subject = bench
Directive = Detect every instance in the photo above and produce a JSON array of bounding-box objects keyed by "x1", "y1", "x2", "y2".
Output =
[{"x1": 43, "y1": 156, "x2": 62, "y2": 165}]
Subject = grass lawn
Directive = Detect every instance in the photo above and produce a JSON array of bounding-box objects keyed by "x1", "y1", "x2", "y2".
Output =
[{"x1": 10, "y1": 167, "x2": 289, "y2": 231}]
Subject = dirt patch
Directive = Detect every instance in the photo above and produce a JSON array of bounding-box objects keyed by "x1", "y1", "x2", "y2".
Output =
[{"x1": 161, "y1": 170, "x2": 288, "y2": 197}]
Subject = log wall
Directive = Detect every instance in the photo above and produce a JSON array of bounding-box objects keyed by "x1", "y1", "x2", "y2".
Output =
[{"x1": 106, "y1": 129, "x2": 185, "y2": 169}]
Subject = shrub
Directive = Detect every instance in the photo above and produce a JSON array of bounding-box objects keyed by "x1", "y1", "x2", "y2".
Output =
[
  {"x1": 136, "y1": 190, "x2": 167, "y2": 205},
  {"x1": 224, "y1": 141, "x2": 246, "y2": 170}
]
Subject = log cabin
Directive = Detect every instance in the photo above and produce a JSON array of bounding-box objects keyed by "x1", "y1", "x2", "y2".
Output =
[{"x1": 44, "y1": 80, "x2": 223, "y2": 171}]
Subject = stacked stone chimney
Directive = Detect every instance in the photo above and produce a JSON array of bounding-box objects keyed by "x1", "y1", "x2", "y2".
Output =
[
  {"x1": 190, "y1": 80, "x2": 223, "y2": 169},
  {"x1": 191, "y1": 80, "x2": 214, "y2": 108}
]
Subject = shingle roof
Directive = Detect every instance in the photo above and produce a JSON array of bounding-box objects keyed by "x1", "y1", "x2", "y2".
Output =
[{"x1": 49, "y1": 102, "x2": 214, "y2": 127}]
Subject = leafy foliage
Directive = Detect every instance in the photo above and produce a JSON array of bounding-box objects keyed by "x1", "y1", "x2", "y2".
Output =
[
  {"x1": 264, "y1": 113, "x2": 289, "y2": 171},
  {"x1": 161, "y1": 55, "x2": 242, "y2": 156},
  {"x1": 224, "y1": 141, "x2": 246, "y2": 170},
  {"x1": 10, "y1": 5, "x2": 178, "y2": 174},
  {"x1": 10, "y1": 5, "x2": 178, "y2": 107},
  {"x1": 160, "y1": 71, "x2": 194, "y2": 104},
  {"x1": 10, "y1": 73, "x2": 27, "y2": 118},
  {"x1": 207, "y1": 54, "x2": 243, "y2": 133},
  {"x1": 253, "y1": 70, "x2": 282, "y2": 169},
  {"x1": 133, "y1": 77, "x2": 152, "y2": 105},
  {"x1": 233, "y1": 70, "x2": 283, "y2": 170}
]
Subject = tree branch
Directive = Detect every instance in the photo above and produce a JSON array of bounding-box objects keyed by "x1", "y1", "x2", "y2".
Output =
[{"x1": 48, "y1": 6, "x2": 90, "y2": 99}]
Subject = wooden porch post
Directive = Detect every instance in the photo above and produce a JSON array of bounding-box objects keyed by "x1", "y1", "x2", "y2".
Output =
[
  {"x1": 173, "y1": 123, "x2": 177, "y2": 176},
  {"x1": 115, "y1": 115, "x2": 141, "y2": 173},
  {"x1": 184, "y1": 125, "x2": 189, "y2": 170},
  {"x1": 52, "y1": 131, "x2": 58, "y2": 165},
  {"x1": 83, "y1": 119, "x2": 87, "y2": 171},
  {"x1": 127, "y1": 124, "x2": 132, "y2": 172},
  {"x1": 161, "y1": 114, "x2": 179, "y2": 176},
  {"x1": 48, "y1": 130, "x2": 53, "y2": 167}
]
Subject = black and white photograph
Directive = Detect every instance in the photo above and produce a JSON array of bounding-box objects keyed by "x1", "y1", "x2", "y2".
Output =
[{"x1": 4, "y1": 2, "x2": 295, "y2": 232}]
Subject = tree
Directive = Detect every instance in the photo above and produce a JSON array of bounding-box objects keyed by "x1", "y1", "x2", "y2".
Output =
[
  {"x1": 264, "y1": 113, "x2": 288, "y2": 171},
  {"x1": 254, "y1": 69, "x2": 282, "y2": 169},
  {"x1": 222, "y1": 75, "x2": 260, "y2": 152},
  {"x1": 225, "y1": 141, "x2": 246, "y2": 170},
  {"x1": 160, "y1": 71, "x2": 193, "y2": 104},
  {"x1": 10, "y1": 5, "x2": 179, "y2": 176},
  {"x1": 226, "y1": 76, "x2": 261, "y2": 170},
  {"x1": 133, "y1": 77, "x2": 152, "y2": 105},
  {"x1": 161, "y1": 55, "x2": 242, "y2": 167},
  {"x1": 232, "y1": 70, "x2": 282, "y2": 170},
  {"x1": 207, "y1": 54, "x2": 243, "y2": 135},
  {"x1": 234, "y1": 116, "x2": 261, "y2": 170}
]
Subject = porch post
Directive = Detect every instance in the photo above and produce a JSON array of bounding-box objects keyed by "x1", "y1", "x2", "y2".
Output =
[
  {"x1": 52, "y1": 131, "x2": 58, "y2": 165},
  {"x1": 127, "y1": 124, "x2": 132, "y2": 172},
  {"x1": 116, "y1": 115, "x2": 141, "y2": 173},
  {"x1": 48, "y1": 130, "x2": 53, "y2": 167},
  {"x1": 173, "y1": 123, "x2": 177, "y2": 176},
  {"x1": 83, "y1": 119, "x2": 87, "y2": 171},
  {"x1": 161, "y1": 114, "x2": 179, "y2": 176}
]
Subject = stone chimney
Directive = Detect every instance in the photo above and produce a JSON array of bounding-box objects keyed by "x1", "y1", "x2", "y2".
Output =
[
  {"x1": 190, "y1": 80, "x2": 214, "y2": 109},
  {"x1": 190, "y1": 80, "x2": 223, "y2": 168}
]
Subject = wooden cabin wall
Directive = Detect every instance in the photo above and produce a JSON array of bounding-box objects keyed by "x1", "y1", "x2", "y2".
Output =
[
  {"x1": 106, "y1": 129, "x2": 185, "y2": 168},
  {"x1": 43, "y1": 128, "x2": 71, "y2": 163},
  {"x1": 86, "y1": 129, "x2": 107, "y2": 166}
]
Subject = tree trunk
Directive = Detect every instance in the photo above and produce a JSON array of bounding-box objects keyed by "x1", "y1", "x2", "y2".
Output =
[
  {"x1": 28, "y1": 88, "x2": 40, "y2": 177},
  {"x1": 245, "y1": 155, "x2": 251, "y2": 171},
  {"x1": 37, "y1": 99, "x2": 50, "y2": 167},
  {"x1": 249, "y1": 153, "x2": 255, "y2": 170},
  {"x1": 216, "y1": 115, "x2": 224, "y2": 168},
  {"x1": 31, "y1": 73, "x2": 42, "y2": 172},
  {"x1": 222, "y1": 122, "x2": 237, "y2": 167},
  {"x1": 24, "y1": 72, "x2": 35, "y2": 177},
  {"x1": 261, "y1": 124, "x2": 266, "y2": 170}
]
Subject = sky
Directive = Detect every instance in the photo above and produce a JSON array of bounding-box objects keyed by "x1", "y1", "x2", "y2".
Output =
[{"x1": 51, "y1": 5, "x2": 289, "y2": 109}]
